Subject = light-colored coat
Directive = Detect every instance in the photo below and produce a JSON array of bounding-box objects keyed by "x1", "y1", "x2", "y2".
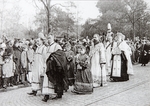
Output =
[
  {"x1": 3, "y1": 57, "x2": 15, "y2": 78},
  {"x1": 21, "y1": 51, "x2": 27, "y2": 69}
]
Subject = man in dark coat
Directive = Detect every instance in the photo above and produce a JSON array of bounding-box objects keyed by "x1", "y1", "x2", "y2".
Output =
[
  {"x1": 144, "y1": 41, "x2": 150, "y2": 63},
  {"x1": 13, "y1": 41, "x2": 22, "y2": 84},
  {"x1": 46, "y1": 49, "x2": 67, "y2": 100}
]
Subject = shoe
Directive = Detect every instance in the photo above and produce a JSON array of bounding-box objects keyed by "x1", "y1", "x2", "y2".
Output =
[
  {"x1": 51, "y1": 95, "x2": 62, "y2": 100},
  {"x1": 3, "y1": 86, "x2": 7, "y2": 89},
  {"x1": 42, "y1": 95, "x2": 49, "y2": 102},
  {"x1": 27, "y1": 92, "x2": 34, "y2": 95},
  {"x1": 27, "y1": 91, "x2": 37, "y2": 96},
  {"x1": 10, "y1": 84, "x2": 13, "y2": 87}
]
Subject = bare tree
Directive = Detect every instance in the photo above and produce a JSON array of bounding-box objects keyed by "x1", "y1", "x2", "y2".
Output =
[{"x1": 32, "y1": 0, "x2": 76, "y2": 34}]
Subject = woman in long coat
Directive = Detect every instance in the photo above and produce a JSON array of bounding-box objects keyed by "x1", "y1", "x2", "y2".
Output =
[
  {"x1": 64, "y1": 42, "x2": 75, "y2": 86},
  {"x1": 72, "y1": 46, "x2": 93, "y2": 94}
]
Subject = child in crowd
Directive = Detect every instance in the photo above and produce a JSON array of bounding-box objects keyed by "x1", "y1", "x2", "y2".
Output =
[{"x1": 2, "y1": 55, "x2": 15, "y2": 89}]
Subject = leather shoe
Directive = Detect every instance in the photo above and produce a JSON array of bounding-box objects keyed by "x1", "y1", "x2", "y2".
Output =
[
  {"x1": 27, "y1": 91, "x2": 37, "y2": 96},
  {"x1": 42, "y1": 95, "x2": 49, "y2": 102},
  {"x1": 27, "y1": 92, "x2": 34, "y2": 95}
]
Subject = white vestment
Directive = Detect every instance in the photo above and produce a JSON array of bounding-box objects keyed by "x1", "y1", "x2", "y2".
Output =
[
  {"x1": 89, "y1": 43, "x2": 107, "y2": 87},
  {"x1": 105, "y1": 42, "x2": 112, "y2": 75},
  {"x1": 31, "y1": 45, "x2": 47, "y2": 91}
]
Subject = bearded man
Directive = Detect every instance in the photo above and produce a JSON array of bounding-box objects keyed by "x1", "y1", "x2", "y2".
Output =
[{"x1": 89, "y1": 34, "x2": 107, "y2": 88}]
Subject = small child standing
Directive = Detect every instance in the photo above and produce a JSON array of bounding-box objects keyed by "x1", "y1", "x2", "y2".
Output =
[{"x1": 2, "y1": 55, "x2": 15, "y2": 89}]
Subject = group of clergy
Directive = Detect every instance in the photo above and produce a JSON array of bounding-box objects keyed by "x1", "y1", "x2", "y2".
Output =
[{"x1": 25, "y1": 30, "x2": 134, "y2": 102}]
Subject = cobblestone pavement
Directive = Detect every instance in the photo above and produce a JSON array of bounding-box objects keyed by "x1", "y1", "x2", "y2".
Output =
[{"x1": 0, "y1": 63, "x2": 150, "y2": 106}]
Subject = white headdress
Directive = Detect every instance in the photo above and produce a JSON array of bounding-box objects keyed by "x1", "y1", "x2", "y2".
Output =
[{"x1": 107, "y1": 23, "x2": 112, "y2": 31}]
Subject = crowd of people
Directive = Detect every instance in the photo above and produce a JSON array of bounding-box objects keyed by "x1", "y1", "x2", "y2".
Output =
[{"x1": 0, "y1": 31, "x2": 149, "y2": 102}]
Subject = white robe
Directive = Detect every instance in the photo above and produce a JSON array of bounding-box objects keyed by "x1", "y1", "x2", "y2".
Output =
[
  {"x1": 105, "y1": 42, "x2": 112, "y2": 75},
  {"x1": 42, "y1": 42, "x2": 62, "y2": 95},
  {"x1": 111, "y1": 41, "x2": 134, "y2": 77},
  {"x1": 119, "y1": 41, "x2": 134, "y2": 75},
  {"x1": 31, "y1": 45, "x2": 47, "y2": 91},
  {"x1": 89, "y1": 43, "x2": 107, "y2": 87}
]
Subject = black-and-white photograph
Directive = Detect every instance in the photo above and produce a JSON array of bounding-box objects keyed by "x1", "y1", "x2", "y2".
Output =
[{"x1": 0, "y1": 0, "x2": 150, "y2": 106}]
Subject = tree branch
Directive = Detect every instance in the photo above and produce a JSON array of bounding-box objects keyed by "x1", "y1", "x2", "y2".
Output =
[
  {"x1": 32, "y1": 0, "x2": 41, "y2": 10},
  {"x1": 50, "y1": 3, "x2": 73, "y2": 9},
  {"x1": 40, "y1": 0, "x2": 49, "y2": 12}
]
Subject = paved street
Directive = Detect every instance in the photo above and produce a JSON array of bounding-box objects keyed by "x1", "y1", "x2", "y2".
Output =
[{"x1": 0, "y1": 63, "x2": 150, "y2": 106}]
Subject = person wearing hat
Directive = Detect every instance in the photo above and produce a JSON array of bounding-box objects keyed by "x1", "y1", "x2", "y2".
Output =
[
  {"x1": 27, "y1": 35, "x2": 47, "y2": 96},
  {"x1": 20, "y1": 44, "x2": 28, "y2": 85},
  {"x1": 64, "y1": 42, "x2": 75, "y2": 87},
  {"x1": 26, "y1": 42, "x2": 34, "y2": 84},
  {"x1": 110, "y1": 32, "x2": 133, "y2": 82},
  {"x1": 2, "y1": 53, "x2": 15, "y2": 89},
  {"x1": 72, "y1": 40, "x2": 82, "y2": 55},
  {"x1": 4, "y1": 40, "x2": 15, "y2": 86},
  {"x1": 140, "y1": 40, "x2": 150, "y2": 66},
  {"x1": 72, "y1": 45, "x2": 93, "y2": 94},
  {"x1": 13, "y1": 40, "x2": 22, "y2": 85}
]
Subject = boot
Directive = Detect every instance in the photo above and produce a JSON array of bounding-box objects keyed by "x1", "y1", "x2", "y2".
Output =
[{"x1": 42, "y1": 95, "x2": 49, "y2": 102}]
